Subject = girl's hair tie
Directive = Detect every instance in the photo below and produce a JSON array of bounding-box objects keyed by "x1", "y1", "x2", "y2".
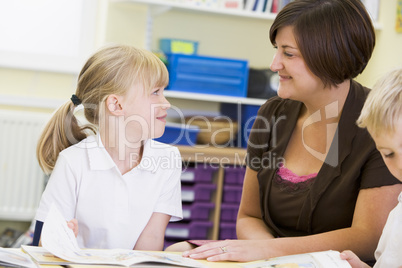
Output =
[{"x1": 70, "y1": 94, "x2": 82, "y2": 106}]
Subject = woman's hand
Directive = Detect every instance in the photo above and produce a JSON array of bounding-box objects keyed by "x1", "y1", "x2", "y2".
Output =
[
  {"x1": 182, "y1": 240, "x2": 273, "y2": 262},
  {"x1": 340, "y1": 250, "x2": 371, "y2": 268},
  {"x1": 67, "y1": 219, "x2": 79, "y2": 237}
]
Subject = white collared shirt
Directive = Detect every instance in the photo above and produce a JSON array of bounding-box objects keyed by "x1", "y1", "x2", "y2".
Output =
[
  {"x1": 374, "y1": 191, "x2": 402, "y2": 267},
  {"x1": 35, "y1": 135, "x2": 183, "y2": 249}
]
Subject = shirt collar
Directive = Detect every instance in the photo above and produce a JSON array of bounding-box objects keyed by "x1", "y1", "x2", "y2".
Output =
[
  {"x1": 86, "y1": 135, "x2": 158, "y2": 173},
  {"x1": 86, "y1": 134, "x2": 116, "y2": 171},
  {"x1": 136, "y1": 139, "x2": 163, "y2": 173}
]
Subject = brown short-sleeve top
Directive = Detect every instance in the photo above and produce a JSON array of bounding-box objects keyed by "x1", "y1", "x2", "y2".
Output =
[{"x1": 246, "y1": 80, "x2": 401, "y2": 237}]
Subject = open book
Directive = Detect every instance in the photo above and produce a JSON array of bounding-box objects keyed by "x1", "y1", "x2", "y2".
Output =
[
  {"x1": 241, "y1": 250, "x2": 351, "y2": 268},
  {"x1": 22, "y1": 245, "x2": 206, "y2": 267},
  {"x1": 22, "y1": 205, "x2": 206, "y2": 268},
  {"x1": 0, "y1": 247, "x2": 38, "y2": 268}
]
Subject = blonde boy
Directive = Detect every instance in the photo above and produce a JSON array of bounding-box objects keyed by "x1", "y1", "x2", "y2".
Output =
[{"x1": 341, "y1": 67, "x2": 402, "y2": 267}]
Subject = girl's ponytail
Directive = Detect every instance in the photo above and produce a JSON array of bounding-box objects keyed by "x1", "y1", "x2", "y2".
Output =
[{"x1": 36, "y1": 100, "x2": 95, "y2": 174}]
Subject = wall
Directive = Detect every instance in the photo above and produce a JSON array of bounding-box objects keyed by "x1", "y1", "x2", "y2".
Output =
[
  {"x1": 151, "y1": 8, "x2": 273, "y2": 114},
  {"x1": 356, "y1": 0, "x2": 402, "y2": 87},
  {"x1": 0, "y1": 1, "x2": 401, "y2": 110},
  {"x1": 150, "y1": 1, "x2": 402, "y2": 88},
  {"x1": 152, "y1": 10, "x2": 272, "y2": 68}
]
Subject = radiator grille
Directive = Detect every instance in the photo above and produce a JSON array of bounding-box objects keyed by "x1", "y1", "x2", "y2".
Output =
[{"x1": 0, "y1": 110, "x2": 49, "y2": 221}]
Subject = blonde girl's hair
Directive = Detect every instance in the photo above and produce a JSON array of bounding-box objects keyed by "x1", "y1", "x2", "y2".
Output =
[
  {"x1": 357, "y1": 67, "x2": 402, "y2": 137},
  {"x1": 37, "y1": 44, "x2": 169, "y2": 174}
]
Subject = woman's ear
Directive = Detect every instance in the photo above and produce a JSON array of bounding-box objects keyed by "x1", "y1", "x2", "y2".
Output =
[{"x1": 106, "y1": 94, "x2": 124, "y2": 115}]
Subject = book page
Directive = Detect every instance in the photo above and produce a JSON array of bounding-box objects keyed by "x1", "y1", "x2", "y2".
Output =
[
  {"x1": 22, "y1": 245, "x2": 207, "y2": 268},
  {"x1": 0, "y1": 247, "x2": 38, "y2": 268},
  {"x1": 22, "y1": 245, "x2": 70, "y2": 265},
  {"x1": 40, "y1": 204, "x2": 88, "y2": 263},
  {"x1": 31, "y1": 204, "x2": 205, "y2": 268},
  {"x1": 242, "y1": 250, "x2": 351, "y2": 268},
  {"x1": 312, "y1": 251, "x2": 351, "y2": 268}
]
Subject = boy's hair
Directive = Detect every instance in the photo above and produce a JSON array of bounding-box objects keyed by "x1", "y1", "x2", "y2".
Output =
[
  {"x1": 357, "y1": 67, "x2": 402, "y2": 136},
  {"x1": 269, "y1": 0, "x2": 375, "y2": 87},
  {"x1": 37, "y1": 44, "x2": 169, "y2": 174}
]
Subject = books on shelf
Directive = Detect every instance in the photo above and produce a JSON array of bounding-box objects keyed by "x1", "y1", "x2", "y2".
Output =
[
  {"x1": 244, "y1": 0, "x2": 256, "y2": 11},
  {"x1": 242, "y1": 0, "x2": 380, "y2": 22},
  {"x1": 263, "y1": 0, "x2": 273, "y2": 13},
  {"x1": 255, "y1": 0, "x2": 266, "y2": 12},
  {"x1": 221, "y1": 0, "x2": 244, "y2": 9},
  {"x1": 178, "y1": 0, "x2": 245, "y2": 10},
  {"x1": 243, "y1": 0, "x2": 292, "y2": 14}
]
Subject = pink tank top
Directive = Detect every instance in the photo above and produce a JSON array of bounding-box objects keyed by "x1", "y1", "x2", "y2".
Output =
[{"x1": 277, "y1": 163, "x2": 317, "y2": 183}]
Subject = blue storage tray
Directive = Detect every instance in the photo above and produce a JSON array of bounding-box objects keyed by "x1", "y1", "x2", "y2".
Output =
[
  {"x1": 220, "y1": 103, "x2": 260, "y2": 147},
  {"x1": 155, "y1": 122, "x2": 199, "y2": 146},
  {"x1": 159, "y1": 38, "x2": 198, "y2": 55},
  {"x1": 240, "y1": 105, "x2": 260, "y2": 147},
  {"x1": 166, "y1": 53, "x2": 249, "y2": 97}
]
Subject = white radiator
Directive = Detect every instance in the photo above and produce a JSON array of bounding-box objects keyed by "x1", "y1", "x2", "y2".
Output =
[{"x1": 0, "y1": 110, "x2": 50, "y2": 221}]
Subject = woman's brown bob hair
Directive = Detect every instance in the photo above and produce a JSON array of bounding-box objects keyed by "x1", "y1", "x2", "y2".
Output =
[{"x1": 269, "y1": 0, "x2": 375, "y2": 87}]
